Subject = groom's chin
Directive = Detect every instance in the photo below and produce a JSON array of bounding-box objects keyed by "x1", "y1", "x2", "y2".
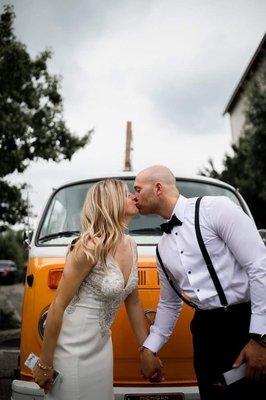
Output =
[{"x1": 138, "y1": 208, "x2": 147, "y2": 215}]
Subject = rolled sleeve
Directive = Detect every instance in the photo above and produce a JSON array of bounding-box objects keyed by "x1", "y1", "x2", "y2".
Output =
[{"x1": 209, "y1": 197, "x2": 266, "y2": 334}]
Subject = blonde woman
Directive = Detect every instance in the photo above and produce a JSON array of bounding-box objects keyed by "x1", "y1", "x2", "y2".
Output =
[{"x1": 33, "y1": 179, "x2": 162, "y2": 399}]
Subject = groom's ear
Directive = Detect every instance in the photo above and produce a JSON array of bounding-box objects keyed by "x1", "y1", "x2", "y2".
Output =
[{"x1": 155, "y1": 182, "x2": 163, "y2": 196}]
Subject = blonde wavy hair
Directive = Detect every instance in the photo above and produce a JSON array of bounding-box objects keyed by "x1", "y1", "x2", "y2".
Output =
[{"x1": 71, "y1": 179, "x2": 128, "y2": 266}]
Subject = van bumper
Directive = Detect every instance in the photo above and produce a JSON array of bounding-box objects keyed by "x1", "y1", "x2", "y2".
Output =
[
  {"x1": 11, "y1": 380, "x2": 200, "y2": 400},
  {"x1": 114, "y1": 386, "x2": 200, "y2": 399}
]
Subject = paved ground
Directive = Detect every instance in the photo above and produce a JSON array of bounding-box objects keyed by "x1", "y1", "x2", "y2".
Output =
[{"x1": 0, "y1": 283, "x2": 24, "y2": 400}]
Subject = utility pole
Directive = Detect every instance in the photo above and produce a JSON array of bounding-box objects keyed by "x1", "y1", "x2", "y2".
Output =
[{"x1": 124, "y1": 121, "x2": 133, "y2": 171}]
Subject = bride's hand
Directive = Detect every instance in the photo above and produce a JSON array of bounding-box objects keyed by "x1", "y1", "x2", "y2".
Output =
[
  {"x1": 140, "y1": 348, "x2": 164, "y2": 382},
  {"x1": 33, "y1": 364, "x2": 54, "y2": 394},
  {"x1": 149, "y1": 356, "x2": 164, "y2": 383}
]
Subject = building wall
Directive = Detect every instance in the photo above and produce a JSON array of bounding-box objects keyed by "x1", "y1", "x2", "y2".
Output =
[
  {"x1": 228, "y1": 58, "x2": 266, "y2": 144},
  {"x1": 230, "y1": 95, "x2": 246, "y2": 143}
]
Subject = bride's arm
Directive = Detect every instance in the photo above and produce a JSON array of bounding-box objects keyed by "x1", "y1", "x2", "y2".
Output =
[
  {"x1": 125, "y1": 239, "x2": 149, "y2": 344},
  {"x1": 125, "y1": 289, "x2": 149, "y2": 345},
  {"x1": 125, "y1": 289, "x2": 164, "y2": 382}
]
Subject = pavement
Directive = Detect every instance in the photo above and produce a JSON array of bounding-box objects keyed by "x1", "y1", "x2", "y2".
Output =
[{"x1": 0, "y1": 283, "x2": 24, "y2": 400}]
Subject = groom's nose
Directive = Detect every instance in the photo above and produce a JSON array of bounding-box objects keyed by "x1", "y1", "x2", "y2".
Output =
[
  {"x1": 132, "y1": 193, "x2": 139, "y2": 202},
  {"x1": 129, "y1": 193, "x2": 137, "y2": 202}
]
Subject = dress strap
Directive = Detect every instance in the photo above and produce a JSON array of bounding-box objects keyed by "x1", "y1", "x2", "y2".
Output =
[{"x1": 128, "y1": 235, "x2": 137, "y2": 265}]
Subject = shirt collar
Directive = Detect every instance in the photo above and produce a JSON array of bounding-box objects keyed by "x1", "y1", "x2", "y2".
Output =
[{"x1": 170, "y1": 194, "x2": 188, "y2": 223}]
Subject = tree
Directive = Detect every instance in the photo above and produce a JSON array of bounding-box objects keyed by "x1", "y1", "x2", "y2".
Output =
[
  {"x1": 0, "y1": 228, "x2": 27, "y2": 267},
  {"x1": 200, "y1": 68, "x2": 266, "y2": 228},
  {"x1": 0, "y1": 5, "x2": 92, "y2": 230}
]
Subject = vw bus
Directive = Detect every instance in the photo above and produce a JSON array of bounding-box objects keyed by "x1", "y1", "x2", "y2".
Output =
[{"x1": 18, "y1": 173, "x2": 253, "y2": 400}]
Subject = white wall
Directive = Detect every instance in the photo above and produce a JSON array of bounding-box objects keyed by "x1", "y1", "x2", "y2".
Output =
[
  {"x1": 230, "y1": 94, "x2": 246, "y2": 143},
  {"x1": 228, "y1": 58, "x2": 266, "y2": 143}
]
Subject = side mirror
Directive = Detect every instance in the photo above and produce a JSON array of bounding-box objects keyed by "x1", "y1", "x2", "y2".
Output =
[
  {"x1": 23, "y1": 229, "x2": 33, "y2": 249},
  {"x1": 259, "y1": 229, "x2": 266, "y2": 246}
]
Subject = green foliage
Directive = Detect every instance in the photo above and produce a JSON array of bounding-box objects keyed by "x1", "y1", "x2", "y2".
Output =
[
  {"x1": 0, "y1": 180, "x2": 28, "y2": 227},
  {"x1": 200, "y1": 67, "x2": 266, "y2": 228},
  {"x1": 0, "y1": 228, "x2": 27, "y2": 267},
  {"x1": 0, "y1": 5, "x2": 91, "y2": 230}
]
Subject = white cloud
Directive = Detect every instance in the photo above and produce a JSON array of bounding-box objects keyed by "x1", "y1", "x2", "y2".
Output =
[{"x1": 5, "y1": 0, "x2": 266, "y2": 225}]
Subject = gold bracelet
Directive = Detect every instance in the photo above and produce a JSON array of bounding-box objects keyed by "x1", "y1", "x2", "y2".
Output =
[{"x1": 37, "y1": 360, "x2": 53, "y2": 371}]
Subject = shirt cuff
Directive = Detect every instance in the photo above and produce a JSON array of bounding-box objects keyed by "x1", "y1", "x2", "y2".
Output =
[
  {"x1": 142, "y1": 332, "x2": 166, "y2": 354},
  {"x1": 249, "y1": 314, "x2": 266, "y2": 334}
]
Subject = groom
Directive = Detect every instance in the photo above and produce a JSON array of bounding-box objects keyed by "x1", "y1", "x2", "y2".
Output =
[{"x1": 134, "y1": 165, "x2": 266, "y2": 400}]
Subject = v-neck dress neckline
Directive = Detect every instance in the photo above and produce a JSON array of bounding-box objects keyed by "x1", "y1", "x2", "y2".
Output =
[{"x1": 108, "y1": 236, "x2": 135, "y2": 289}]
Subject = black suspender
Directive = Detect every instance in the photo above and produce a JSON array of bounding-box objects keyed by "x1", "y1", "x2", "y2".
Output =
[
  {"x1": 156, "y1": 246, "x2": 198, "y2": 309},
  {"x1": 195, "y1": 197, "x2": 228, "y2": 308},
  {"x1": 156, "y1": 196, "x2": 228, "y2": 309}
]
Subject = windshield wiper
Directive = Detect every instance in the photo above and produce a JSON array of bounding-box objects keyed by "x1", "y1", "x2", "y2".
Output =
[
  {"x1": 38, "y1": 230, "x2": 80, "y2": 243},
  {"x1": 129, "y1": 228, "x2": 162, "y2": 235}
]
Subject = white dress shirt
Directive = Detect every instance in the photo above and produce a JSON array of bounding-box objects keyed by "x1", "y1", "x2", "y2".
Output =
[{"x1": 143, "y1": 195, "x2": 266, "y2": 353}]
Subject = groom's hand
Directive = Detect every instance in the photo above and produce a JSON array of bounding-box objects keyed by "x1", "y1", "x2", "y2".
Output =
[
  {"x1": 140, "y1": 347, "x2": 164, "y2": 382},
  {"x1": 149, "y1": 357, "x2": 164, "y2": 383}
]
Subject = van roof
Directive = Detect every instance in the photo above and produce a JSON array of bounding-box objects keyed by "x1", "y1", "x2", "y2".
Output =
[{"x1": 55, "y1": 172, "x2": 237, "y2": 192}]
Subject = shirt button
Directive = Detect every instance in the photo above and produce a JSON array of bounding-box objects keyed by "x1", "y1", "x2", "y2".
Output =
[
  {"x1": 175, "y1": 232, "x2": 178, "y2": 235},
  {"x1": 188, "y1": 271, "x2": 191, "y2": 274},
  {"x1": 197, "y1": 289, "x2": 200, "y2": 292},
  {"x1": 180, "y1": 250, "x2": 184, "y2": 254}
]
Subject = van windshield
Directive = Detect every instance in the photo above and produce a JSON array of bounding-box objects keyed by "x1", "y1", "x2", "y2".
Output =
[{"x1": 37, "y1": 179, "x2": 243, "y2": 245}]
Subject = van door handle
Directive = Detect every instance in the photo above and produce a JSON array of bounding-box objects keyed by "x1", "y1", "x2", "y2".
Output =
[
  {"x1": 27, "y1": 274, "x2": 34, "y2": 287},
  {"x1": 144, "y1": 308, "x2": 157, "y2": 325}
]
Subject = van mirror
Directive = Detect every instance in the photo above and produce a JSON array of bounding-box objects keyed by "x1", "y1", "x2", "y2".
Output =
[
  {"x1": 23, "y1": 229, "x2": 33, "y2": 248},
  {"x1": 259, "y1": 229, "x2": 266, "y2": 246}
]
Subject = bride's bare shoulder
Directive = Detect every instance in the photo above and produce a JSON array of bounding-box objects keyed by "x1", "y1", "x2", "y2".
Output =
[{"x1": 66, "y1": 238, "x2": 95, "y2": 270}]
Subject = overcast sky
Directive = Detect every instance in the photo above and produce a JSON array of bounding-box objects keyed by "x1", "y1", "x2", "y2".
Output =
[{"x1": 3, "y1": 0, "x2": 266, "y2": 226}]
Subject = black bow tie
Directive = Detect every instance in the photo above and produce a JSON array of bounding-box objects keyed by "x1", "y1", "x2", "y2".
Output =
[{"x1": 160, "y1": 214, "x2": 182, "y2": 234}]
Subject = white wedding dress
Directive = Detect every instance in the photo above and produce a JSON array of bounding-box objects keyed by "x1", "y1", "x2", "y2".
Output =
[{"x1": 45, "y1": 237, "x2": 138, "y2": 400}]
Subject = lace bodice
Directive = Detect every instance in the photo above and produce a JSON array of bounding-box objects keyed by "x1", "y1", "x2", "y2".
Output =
[{"x1": 66, "y1": 237, "x2": 138, "y2": 336}]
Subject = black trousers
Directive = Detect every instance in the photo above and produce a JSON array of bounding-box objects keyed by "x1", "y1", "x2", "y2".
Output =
[{"x1": 190, "y1": 302, "x2": 266, "y2": 400}]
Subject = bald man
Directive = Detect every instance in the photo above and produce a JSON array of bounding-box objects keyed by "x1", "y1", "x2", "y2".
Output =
[{"x1": 134, "y1": 165, "x2": 266, "y2": 400}]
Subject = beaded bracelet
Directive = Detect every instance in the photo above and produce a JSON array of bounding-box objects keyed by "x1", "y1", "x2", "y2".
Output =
[{"x1": 37, "y1": 360, "x2": 53, "y2": 371}]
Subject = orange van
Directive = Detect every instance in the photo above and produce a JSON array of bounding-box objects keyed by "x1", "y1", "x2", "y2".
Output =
[{"x1": 18, "y1": 173, "x2": 253, "y2": 399}]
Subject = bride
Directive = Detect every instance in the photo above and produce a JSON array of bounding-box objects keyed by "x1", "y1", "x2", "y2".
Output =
[{"x1": 33, "y1": 178, "x2": 162, "y2": 399}]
